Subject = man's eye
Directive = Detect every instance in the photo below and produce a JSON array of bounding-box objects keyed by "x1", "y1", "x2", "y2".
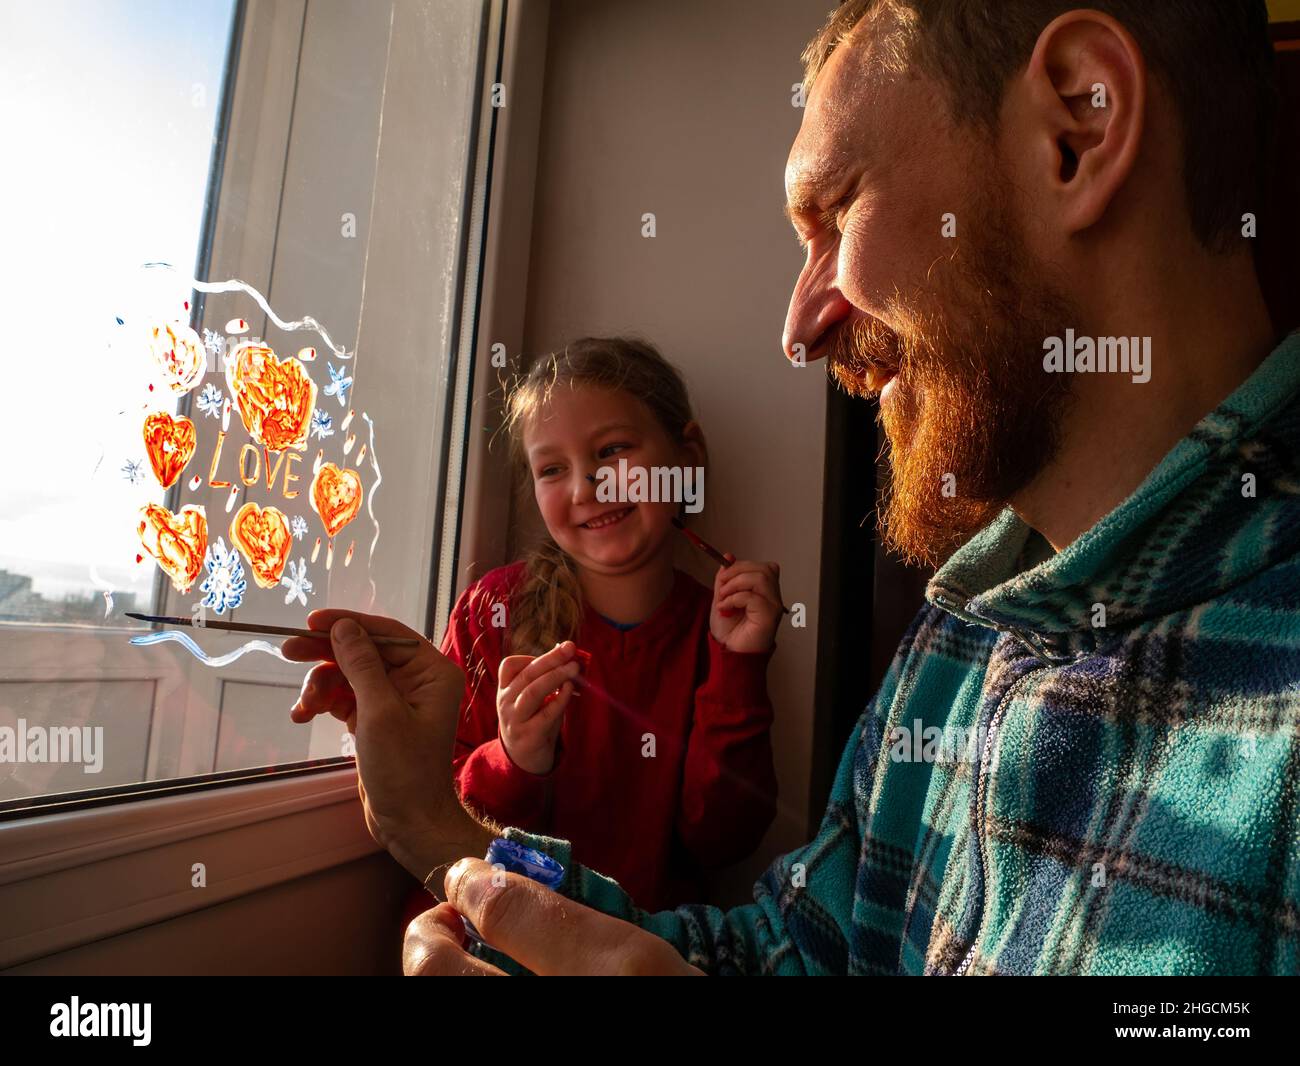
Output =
[{"x1": 820, "y1": 192, "x2": 855, "y2": 235}]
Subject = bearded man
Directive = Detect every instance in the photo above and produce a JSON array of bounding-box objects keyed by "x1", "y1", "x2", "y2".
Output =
[{"x1": 288, "y1": 1, "x2": 1300, "y2": 975}]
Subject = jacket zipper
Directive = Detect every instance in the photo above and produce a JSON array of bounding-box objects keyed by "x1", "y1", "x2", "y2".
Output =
[
  {"x1": 954, "y1": 662, "x2": 1043, "y2": 975},
  {"x1": 932, "y1": 585, "x2": 1062, "y2": 974}
]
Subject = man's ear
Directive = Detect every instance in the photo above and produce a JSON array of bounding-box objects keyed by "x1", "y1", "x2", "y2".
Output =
[{"x1": 1016, "y1": 10, "x2": 1146, "y2": 237}]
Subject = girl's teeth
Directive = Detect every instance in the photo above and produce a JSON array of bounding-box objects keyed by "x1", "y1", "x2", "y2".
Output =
[{"x1": 586, "y1": 509, "x2": 629, "y2": 529}]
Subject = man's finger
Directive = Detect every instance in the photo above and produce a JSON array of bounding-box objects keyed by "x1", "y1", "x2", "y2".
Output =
[
  {"x1": 403, "y1": 904, "x2": 504, "y2": 976},
  {"x1": 306, "y1": 608, "x2": 424, "y2": 640},
  {"x1": 328, "y1": 619, "x2": 401, "y2": 712},
  {"x1": 291, "y1": 662, "x2": 356, "y2": 723},
  {"x1": 445, "y1": 858, "x2": 698, "y2": 976},
  {"x1": 283, "y1": 610, "x2": 429, "y2": 667}
]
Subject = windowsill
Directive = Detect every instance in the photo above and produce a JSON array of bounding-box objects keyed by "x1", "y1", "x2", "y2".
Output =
[{"x1": 0, "y1": 765, "x2": 384, "y2": 969}]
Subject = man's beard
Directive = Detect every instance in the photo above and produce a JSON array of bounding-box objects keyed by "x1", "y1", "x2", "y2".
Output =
[{"x1": 827, "y1": 182, "x2": 1079, "y2": 570}]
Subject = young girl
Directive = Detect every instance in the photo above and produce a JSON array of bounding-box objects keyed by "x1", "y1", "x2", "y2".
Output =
[{"x1": 442, "y1": 336, "x2": 783, "y2": 913}]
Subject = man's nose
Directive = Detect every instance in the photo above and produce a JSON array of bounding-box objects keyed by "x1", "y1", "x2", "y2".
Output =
[{"x1": 782, "y1": 249, "x2": 853, "y2": 364}]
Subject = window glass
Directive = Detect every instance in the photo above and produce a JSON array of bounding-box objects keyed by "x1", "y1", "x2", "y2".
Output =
[{"x1": 0, "y1": 0, "x2": 491, "y2": 810}]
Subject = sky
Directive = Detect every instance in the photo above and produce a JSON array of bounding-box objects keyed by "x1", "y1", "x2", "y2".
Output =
[{"x1": 0, "y1": 0, "x2": 237, "y2": 604}]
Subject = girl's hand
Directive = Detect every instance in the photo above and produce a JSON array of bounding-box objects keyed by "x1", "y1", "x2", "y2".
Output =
[
  {"x1": 495, "y1": 641, "x2": 582, "y2": 774},
  {"x1": 710, "y1": 556, "x2": 783, "y2": 653}
]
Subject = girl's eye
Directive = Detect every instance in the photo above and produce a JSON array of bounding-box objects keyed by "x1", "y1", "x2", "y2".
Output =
[
  {"x1": 537, "y1": 465, "x2": 560, "y2": 479},
  {"x1": 598, "y1": 443, "x2": 631, "y2": 459}
]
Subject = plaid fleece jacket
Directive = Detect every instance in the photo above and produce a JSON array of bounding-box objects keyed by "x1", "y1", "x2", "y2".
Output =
[{"x1": 496, "y1": 330, "x2": 1300, "y2": 975}]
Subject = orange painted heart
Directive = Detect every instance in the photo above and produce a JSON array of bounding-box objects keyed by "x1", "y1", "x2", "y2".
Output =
[
  {"x1": 142, "y1": 411, "x2": 197, "y2": 488},
  {"x1": 229, "y1": 502, "x2": 292, "y2": 589},
  {"x1": 147, "y1": 321, "x2": 206, "y2": 395},
  {"x1": 226, "y1": 343, "x2": 317, "y2": 452},
  {"x1": 138, "y1": 503, "x2": 208, "y2": 593},
  {"x1": 310, "y1": 463, "x2": 363, "y2": 539}
]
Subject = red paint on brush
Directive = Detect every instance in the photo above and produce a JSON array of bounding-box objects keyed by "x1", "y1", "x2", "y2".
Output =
[
  {"x1": 671, "y1": 517, "x2": 733, "y2": 567},
  {"x1": 542, "y1": 645, "x2": 591, "y2": 706}
]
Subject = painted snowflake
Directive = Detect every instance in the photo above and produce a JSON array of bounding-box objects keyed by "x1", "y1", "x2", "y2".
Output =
[
  {"x1": 202, "y1": 327, "x2": 227, "y2": 365},
  {"x1": 199, "y1": 537, "x2": 247, "y2": 615},
  {"x1": 291, "y1": 515, "x2": 308, "y2": 540},
  {"x1": 324, "y1": 363, "x2": 352, "y2": 408},
  {"x1": 310, "y1": 408, "x2": 334, "y2": 440},
  {"x1": 195, "y1": 382, "x2": 224, "y2": 419},
  {"x1": 281, "y1": 557, "x2": 314, "y2": 607},
  {"x1": 121, "y1": 459, "x2": 145, "y2": 485}
]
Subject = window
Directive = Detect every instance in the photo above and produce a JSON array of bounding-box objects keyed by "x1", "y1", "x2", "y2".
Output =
[{"x1": 0, "y1": 0, "x2": 497, "y2": 813}]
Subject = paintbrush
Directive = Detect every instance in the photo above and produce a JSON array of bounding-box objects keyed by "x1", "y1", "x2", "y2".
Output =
[
  {"x1": 125, "y1": 612, "x2": 422, "y2": 646},
  {"x1": 670, "y1": 517, "x2": 790, "y2": 615},
  {"x1": 671, "y1": 516, "x2": 733, "y2": 566}
]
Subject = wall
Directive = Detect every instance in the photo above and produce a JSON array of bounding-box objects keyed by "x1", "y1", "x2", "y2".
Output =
[{"x1": 515, "y1": 0, "x2": 836, "y2": 894}]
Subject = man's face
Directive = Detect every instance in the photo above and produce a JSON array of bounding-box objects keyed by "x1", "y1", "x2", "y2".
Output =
[{"x1": 782, "y1": 22, "x2": 1079, "y2": 568}]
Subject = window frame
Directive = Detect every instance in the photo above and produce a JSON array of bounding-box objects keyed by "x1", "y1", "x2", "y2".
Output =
[{"x1": 0, "y1": 0, "x2": 517, "y2": 821}]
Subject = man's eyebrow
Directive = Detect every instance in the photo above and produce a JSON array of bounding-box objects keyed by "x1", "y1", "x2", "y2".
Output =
[
  {"x1": 783, "y1": 190, "x2": 818, "y2": 225},
  {"x1": 783, "y1": 164, "x2": 848, "y2": 229}
]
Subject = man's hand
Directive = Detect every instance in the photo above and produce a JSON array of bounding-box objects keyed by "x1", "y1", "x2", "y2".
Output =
[
  {"x1": 282, "y1": 609, "x2": 493, "y2": 880},
  {"x1": 402, "y1": 858, "x2": 703, "y2": 975}
]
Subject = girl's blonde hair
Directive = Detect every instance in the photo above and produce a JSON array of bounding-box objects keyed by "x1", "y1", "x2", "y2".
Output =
[{"x1": 502, "y1": 336, "x2": 700, "y2": 655}]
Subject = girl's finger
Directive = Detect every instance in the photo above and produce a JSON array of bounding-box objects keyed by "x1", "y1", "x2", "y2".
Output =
[
  {"x1": 537, "y1": 680, "x2": 575, "y2": 727},
  {"x1": 717, "y1": 569, "x2": 773, "y2": 600},
  {"x1": 504, "y1": 641, "x2": 578, "y2": 700},
  {"x1": 516, "y1": 661, "x2": 582, "y2": 720},
  {"x1": 718, "y1": 590, "x2": 778, "y2": 615},
  {"x1": 497, "y1": 654, "x2": 535, "y2": 688}
]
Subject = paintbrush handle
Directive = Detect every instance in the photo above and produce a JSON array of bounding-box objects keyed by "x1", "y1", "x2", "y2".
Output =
[{"x1": 125, "y1": 613, "x2": 422, "y2": 646}]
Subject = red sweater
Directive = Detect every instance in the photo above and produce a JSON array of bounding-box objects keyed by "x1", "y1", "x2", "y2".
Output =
[{"x1": 443, "y1": 561, "x2": 778, "y2": 912}]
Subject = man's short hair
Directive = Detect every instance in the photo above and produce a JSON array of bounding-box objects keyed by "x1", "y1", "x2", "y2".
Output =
[{"x1": 802, "y1": 1, "x2": 1279, "y2": 255}]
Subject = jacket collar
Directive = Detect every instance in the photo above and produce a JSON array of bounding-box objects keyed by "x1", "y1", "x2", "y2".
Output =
[
  {"x1": 579, "y1": 567, "x2": 699, "y2": 648},
  {"x1": 928, "y1": 329, "x2": 1300, "y2": 661}
]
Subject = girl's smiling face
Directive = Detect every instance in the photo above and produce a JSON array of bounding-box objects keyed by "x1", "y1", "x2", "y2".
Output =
[{"x1": 524, "y1": 384, "x2": 704, "y2": 575}]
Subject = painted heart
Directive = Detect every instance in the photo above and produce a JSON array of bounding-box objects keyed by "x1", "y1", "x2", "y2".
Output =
[
  {"x1": 142, "y1": 411, "x2": 197, "y2": 488},
  {"x1": 138, "y1": 503, "x2": 208, "y2": 593},
  {"x1": 310, "y1": 463, "x2": 363, "y2": 539},
  {"x1": 229, "y1": 502, "x2": 292, "y2": 589},
  {"x1": 226, "y1": 343, "x2": 316, "y2": 452},
  {"x1": 147, "y1": 321, "x2": 206, "y2": 395}
]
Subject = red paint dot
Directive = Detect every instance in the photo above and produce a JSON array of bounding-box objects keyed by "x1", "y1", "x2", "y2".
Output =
[
  {"x1": 184, "y1": 301, "x2": 190, "y2": 311},
  {"x1": 148, "y1": 384, "x2": 154, "y2": 391},
  {"x1": 135, "y1": 554, "x2": 143, "y2": 563}
]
